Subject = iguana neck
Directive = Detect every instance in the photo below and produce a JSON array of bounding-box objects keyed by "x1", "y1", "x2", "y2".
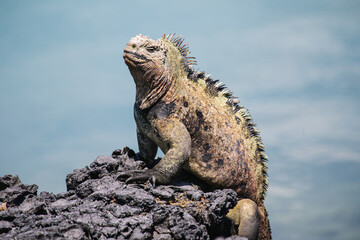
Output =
[
  {"x1": 130, "y1": 68, "x2": 151, "y2": 106},
  {"x1": 133, "y1": 53, "x2": 187, "y2": 110}
]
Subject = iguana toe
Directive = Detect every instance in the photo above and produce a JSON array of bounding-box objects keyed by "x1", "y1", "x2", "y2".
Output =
[{"x1": 117, "y1": 169, "x2": 169, "y2": 185}]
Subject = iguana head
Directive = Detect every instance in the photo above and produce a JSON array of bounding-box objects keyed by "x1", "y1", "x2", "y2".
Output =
[
  {"x1": 123, "y1": 34, "x2": 165, "y2": 72},
  {"x1": 123, "y1": 34, "x2": 194, "y2": 109}
]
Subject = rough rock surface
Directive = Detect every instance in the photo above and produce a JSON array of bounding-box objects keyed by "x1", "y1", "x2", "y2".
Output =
[{"x1": 0, "y1": 151, "x2": 247, "y2": 239}]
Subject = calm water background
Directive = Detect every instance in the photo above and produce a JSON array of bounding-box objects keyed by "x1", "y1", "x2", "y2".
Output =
[{"x1": 1, "y1": 1, "x2": 359, "y2": 239}]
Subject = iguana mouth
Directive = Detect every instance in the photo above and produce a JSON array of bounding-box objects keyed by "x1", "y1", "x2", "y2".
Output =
[{"x1": 123, "y1": 50, "x2": 149, "y2": 66}]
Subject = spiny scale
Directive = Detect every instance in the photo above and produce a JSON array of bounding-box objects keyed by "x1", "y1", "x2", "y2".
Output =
[{"x1": 163, "y1": 34, "x2": 195, "y2": 65}]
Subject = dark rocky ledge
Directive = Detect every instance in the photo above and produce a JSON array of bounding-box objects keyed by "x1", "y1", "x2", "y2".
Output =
[{"x1": 0, "y1": 150, "x2": 247, "y2": 240}]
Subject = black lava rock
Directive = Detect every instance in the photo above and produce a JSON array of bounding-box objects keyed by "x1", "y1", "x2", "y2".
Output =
[{"x1": 0, "y1": 152, "x2": 240, "y2": 239}]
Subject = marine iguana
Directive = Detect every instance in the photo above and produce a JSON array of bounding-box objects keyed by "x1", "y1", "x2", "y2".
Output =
[{"x1": 118, "y1": 34, "x2": 271, "y2": 240}]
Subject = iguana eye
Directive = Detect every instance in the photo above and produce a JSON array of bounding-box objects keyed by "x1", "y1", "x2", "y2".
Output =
[{"x1": 146, "y1": 47, "x2": 157, "y2": 53}]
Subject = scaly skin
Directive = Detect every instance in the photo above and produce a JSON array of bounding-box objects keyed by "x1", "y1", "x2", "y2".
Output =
[{"x1": 118, "y1": 34, "x2": 271, "y2": 240}]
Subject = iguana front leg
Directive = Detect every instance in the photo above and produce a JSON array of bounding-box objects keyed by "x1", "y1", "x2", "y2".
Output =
[
  {"x1": 118, "y1": 118, "x2": 191, "y2": 184},
  {"x1": 136, "y1": 128, "x2": 158, "y2": 167}
]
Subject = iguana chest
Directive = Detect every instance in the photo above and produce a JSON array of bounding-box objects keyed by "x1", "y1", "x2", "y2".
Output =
[{"x1": 134, "y1": 103, "x2": 170, "y2": 153}]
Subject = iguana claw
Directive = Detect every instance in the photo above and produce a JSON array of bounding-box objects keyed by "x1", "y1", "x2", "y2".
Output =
[{"x1": 116, "y1": 169, "x2": 157, "y2": 184}]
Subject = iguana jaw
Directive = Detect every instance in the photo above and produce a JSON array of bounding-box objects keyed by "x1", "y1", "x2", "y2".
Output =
[{"x1": 123, "y1": 50, "x2": 149, "y2": 67}]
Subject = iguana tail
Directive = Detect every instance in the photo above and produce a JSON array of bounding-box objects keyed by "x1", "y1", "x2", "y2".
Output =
[{"x1": 258, "y1": 202, "x2": 272, "y2": 240}]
